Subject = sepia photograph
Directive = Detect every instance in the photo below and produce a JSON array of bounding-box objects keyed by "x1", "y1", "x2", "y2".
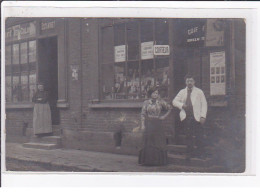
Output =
[{"x1": 3, "y1": 16, "x2": 246, "y2": 174}]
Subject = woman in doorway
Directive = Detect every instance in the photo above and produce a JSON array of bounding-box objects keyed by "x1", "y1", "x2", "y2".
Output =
[
  {"x1": 139, "y1": 86, "x2": 172, "y2": 166},
  {"x1": 32, "y1": 82, "x2": 52, "y2": 136}
]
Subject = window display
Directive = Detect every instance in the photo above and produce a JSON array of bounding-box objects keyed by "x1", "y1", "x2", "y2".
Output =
[{"x1": 101, "y1": 19, "x2": 170, "y2": 100}]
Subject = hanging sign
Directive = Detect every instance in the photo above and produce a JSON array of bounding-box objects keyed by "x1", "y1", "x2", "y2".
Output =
[
  {"x1": 205, "y1": 19, "x2": 224, "y2": 47},
  {"x1": 210, "y1": 51, "x2": 226, "y2": 95},
  {"x1": 114, "y1": 45, "x2": 126, "y2": 62},
  {"x1": 154, "y1": 45, "x2": 170, "y2": 56},
  {"x1": 6, "y1": 21, "x2": 36, "y2": 42},
  {"x1": 141, "y1": 41, "x2": 154, "y2": 60}
]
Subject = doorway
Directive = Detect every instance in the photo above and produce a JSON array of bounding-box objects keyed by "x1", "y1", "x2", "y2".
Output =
[{"x1": 38, "y1": 36, "x2": 60, "y2": 125}]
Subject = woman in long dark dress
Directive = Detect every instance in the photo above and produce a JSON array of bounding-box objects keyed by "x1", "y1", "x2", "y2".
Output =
[
  {"x1": 32, "y1": 83, "x2": 52, "y2": 136},
  {"x1": 139, "y1": 87, "x2": 172, "y2": 166}
]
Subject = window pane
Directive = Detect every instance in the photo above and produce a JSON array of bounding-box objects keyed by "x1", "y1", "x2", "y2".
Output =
[
  {"x1": 29, "y1": 72, "x2": 36, "y2": 102},
  {"x1": 114, "y1": 63, "x2": 127, "y2": 99},
  {"x1": 102, "y1": 63, "x2": 115, "y2": 100},
  {"x1": 155, "y1": 19, "x2": 169, "y2": 45},
  {"x1": 141, "y1": 59, "x2": 155, "y2": 98},
  {"x1": 127, "y1": 61, "x2": 140, "y2": 99},
  {"x1": 12, "y1": 75, "x2": 22, "y2": 102},
  {"x1": 127, "y1": 22, "x2": 139, "y2": 60},
  {"x1": 141, "y1": 20, "x2": 153, "y2": 42},
  {"x1": 21, "y1": 42, "x2": 28, "y2": 64},
  {"x1": 102, "y1": 26, "x2": 114, "y2": 64},
  {"x1": 12, "y1": 44, "x2": 19, "y2": 64},
  {"x1": 155, "y1": 58, "x2": 169, "y2": 98},
  {"x1": 29, "y1": 40, "x2": 36, "y2": 63},
  {"x1": 5, "y1": 75, "x2": 12, "y2": 102},
  {"x1": 29, "y1": 84, "x2": 36, "y2": 102},
  {"x1": 22, "y1": 85, "x2": 29, "y2": 102},
  {"x1": 6, "y1": 86, "x2": 12, "y2": 102},
  {"x1": 5, "y1": 45, "x2": 11, "y2": 65},
  {"x1": 114, "y1": 24, "x2": 125, "y2": 46},
  {"x1": 29, "y1": 72, "x2": 36, "y2": 85}
]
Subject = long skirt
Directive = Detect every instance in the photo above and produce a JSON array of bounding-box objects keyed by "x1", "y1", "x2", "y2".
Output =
[
  {"x1": 138, "y1": 118, "x2": 168, "y2": 166},
  {"x1": 33, "y1": 103, "x2": 52, "y2": 135}
]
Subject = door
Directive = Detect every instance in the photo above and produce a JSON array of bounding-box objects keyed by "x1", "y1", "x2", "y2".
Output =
[{"x1": 38, "y1": 36, "x2": 60, "y2": 125}]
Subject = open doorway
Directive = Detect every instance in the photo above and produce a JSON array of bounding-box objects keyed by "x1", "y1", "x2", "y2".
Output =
[{"x1": 38, "y1": 36, "x2": 60, "y2": 125}]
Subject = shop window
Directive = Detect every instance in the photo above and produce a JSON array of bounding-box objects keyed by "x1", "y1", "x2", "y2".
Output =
[
  {"x1": 5, "y1": 40, "x2": 37, "y2": 103},
  {"x1": 100, "y1": 19, "x2": 170, "y2": 100}
]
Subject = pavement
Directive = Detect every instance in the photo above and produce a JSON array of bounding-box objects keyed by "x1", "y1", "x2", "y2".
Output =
[{"x1": 5, "y1": 143, "x2": 223, "y2": 173}]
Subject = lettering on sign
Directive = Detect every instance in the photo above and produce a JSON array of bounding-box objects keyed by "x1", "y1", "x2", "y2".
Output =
[
  {"x1": 141, "y1": 41, "x2": 154, "y2": 60},
  {"x1": 41, "y1": 21, "x2": 56, "y2": 31},
  {"x1": 154, "y1": 45, "x2": 170, "y2": 55},
  {"x1": 6, "y1": 22, "x2": 36, "y2": 41},
  {"x1": 114, "y1": 45, "x2": 126, "y2": 62}
]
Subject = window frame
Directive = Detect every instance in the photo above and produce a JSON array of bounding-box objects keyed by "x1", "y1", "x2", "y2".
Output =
[{"x1": 99, "y1": 19, "x2": 170, "y2": 102}]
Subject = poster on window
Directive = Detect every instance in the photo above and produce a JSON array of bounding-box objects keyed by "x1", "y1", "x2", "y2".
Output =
[
  {"x1": 141, "y1": 41, "x2": 154, "y2": 60},
  {"x1": 205, "y1": 19, "x2": 225, "y2": 47},
  {"x1": 114, "y1": 45, "x2": 126, "y2": 62},
  {"x1": 210, "y1": 51, "x2": 226, "y2": 95}
]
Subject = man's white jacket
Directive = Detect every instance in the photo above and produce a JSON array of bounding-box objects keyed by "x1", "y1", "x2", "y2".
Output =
[{"x1": 172, "y1": 87, "x2": 207, "y2": 122}]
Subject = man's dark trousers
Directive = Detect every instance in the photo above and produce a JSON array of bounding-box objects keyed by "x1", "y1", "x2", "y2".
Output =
[{"x1": 183, "y1": 116, "x2": 205, "y2": 158}]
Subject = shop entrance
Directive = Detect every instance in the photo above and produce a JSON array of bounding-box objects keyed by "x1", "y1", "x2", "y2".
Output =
[
  {"x1": 173, "y1": 48, "x2": 189, "y2": 142},
  {"x1": 38, "y1": 36, "x2": 60, "y2": 125}
]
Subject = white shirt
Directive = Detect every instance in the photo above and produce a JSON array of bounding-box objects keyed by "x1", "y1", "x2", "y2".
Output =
[{"x1": 172, "y1": 86, "x2": 208, "y2": 122}]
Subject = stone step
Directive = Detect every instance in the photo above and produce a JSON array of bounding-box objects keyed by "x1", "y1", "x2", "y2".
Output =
[
  {"x1": 167, "y1": 144, "x2": 187, "y2": 154},
  {"x1": 23, "y1": 142, "x2": 61, "y2": 150},
  {"x1": 168, "y1": 153, "x2": 213, "y2": 167},
  {"x1": 31, "y1": 136, "x2": 62, "y2": 145}
]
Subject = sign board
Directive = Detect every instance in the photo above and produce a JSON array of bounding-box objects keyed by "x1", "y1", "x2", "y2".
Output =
[
  {"x1": 114, "y1": 45, "x2": 126, "y2": 62},
  {"x1": 41, "y1": 20, "x2": 56, "y2": 33},
  {"x1": 141, "y1": 41, "x2": 154, "y2": 60},
  {"x1": 205, "y1": 19, "x2": 224, "y2": 47},
  {"x1": 210, "y1": 51, "x2": 226, "y2": 96},
  {"x1": 177, "y1": 20, "x2": 206, "y2": 47},
  {"x1": 154, "y1": 45, "x2": 170, "y2": 55},
  {"x1": 6, "y1": 21, "x2": 36, "y2": 42}
]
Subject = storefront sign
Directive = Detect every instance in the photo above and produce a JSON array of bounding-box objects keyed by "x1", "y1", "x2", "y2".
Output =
[
  {"x1": 6, "y1": 21, "x2": 36, "y2": 42},
  {"x1": 154, "y1": 45, "x2": 170, "y2": 55},
  {"x1": 210, "y1": 51, "x2": 226, "y2": 95},
  {"x1": 177, "y1": 20, "x2": 205, "y2": 47},
  {"x1": 114, "y1": 45, "x2": 126, "y2": 62},
  {"x1": 206, "y1": 19, "x2": 224, "y2": 47},
  {"x1": 141, "y1": 41, "x2": 154, "y2": 60},
  {"x1": 41, "y1": 20, "x2": 56, "y2": 31}
]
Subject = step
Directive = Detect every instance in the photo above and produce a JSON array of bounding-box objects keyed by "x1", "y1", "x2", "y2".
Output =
[
  {"x1": 23, "y1": 142, "x2": 61, "y2": 150},
  {"x1": 168, "y1": 153, "x2": 213, "y2": 167},
  {"x1": 167, "y1": 144, "x2": 187, "y2": 154},
  {"x1": 31, "y1": 136, "x2": 62, "y2": 145}
]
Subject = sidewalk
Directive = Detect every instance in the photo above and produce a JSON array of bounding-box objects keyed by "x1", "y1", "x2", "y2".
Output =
[{"x1": 5, "y1": 143, "x2": 222, "y2": 172}]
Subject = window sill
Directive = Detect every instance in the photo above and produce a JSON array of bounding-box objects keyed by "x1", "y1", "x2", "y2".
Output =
[
  {"x1": 6, "y1": 102, "x2": 34, "y2": 109},
  {"x1": 57, "y1": 102, "x2": 70, "y2": 108},
  {"x1": 208, "y1": 95, "x2": 228, "y2": 107},
  {"x1": 89, "y1": 100, "x2": 144, "y2": 109}
]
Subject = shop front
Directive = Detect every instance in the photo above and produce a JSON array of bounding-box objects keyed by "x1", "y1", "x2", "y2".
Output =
[{"x1": 5, "y1": 18, "x2": 245, "y2": 167}]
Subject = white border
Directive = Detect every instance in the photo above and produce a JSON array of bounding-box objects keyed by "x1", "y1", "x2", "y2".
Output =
[{"x1": 1, "y1": 1, "x2": 260, "y2": 187}]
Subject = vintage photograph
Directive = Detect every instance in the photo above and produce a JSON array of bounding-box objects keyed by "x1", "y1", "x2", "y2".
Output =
[{"x1": 4, "y1": 17, "x2": 245, "y2": 173}]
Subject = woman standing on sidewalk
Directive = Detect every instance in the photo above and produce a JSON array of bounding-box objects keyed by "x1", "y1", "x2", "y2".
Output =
[
  {"x1": 139, "y1": 86, "x2": 172, "y2": 166},
  {"x1": 32, "y1": 82, "x2": 52, "y2": 136}
]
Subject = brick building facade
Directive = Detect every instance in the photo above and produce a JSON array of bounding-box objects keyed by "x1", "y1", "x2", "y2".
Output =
[{"x1": 5, "y1": 18, "x2": 245, "y2": 171}]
